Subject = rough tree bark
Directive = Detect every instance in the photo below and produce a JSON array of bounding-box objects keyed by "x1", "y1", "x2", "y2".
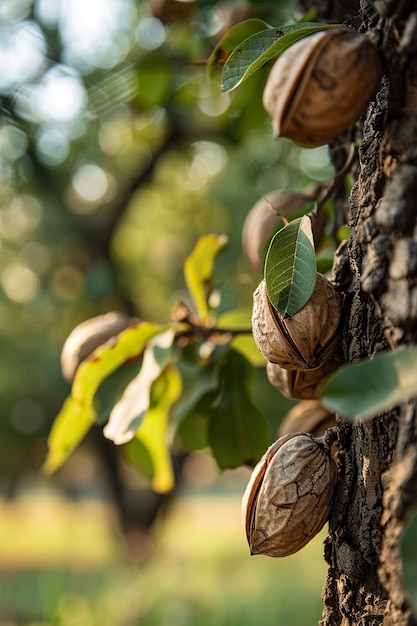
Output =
[{"x1": 297, "y1": 0, "x2": 417, "y2": 623}]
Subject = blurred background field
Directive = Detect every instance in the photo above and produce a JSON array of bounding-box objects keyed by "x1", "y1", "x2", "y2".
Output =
[{"x1": 0, "y1": 456, "x2": 327, "y2": 625}]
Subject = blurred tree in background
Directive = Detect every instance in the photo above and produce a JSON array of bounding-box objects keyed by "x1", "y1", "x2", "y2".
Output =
[
  {"x1": 1, "y1": 0, "x2": 329, "y2": 500},
  {"x1": 0, "y1": 1, "x2": 335, "y2": 622}
]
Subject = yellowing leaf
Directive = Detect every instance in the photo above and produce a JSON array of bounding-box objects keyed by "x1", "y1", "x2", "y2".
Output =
[
  {"x1": 135, "y1": 365, "x2": 182, "y2": 493},
  {"x1": 104, "y1": 329, "x2": 175, "y2": 444},
  {"x1": 217, "y1": 308, "x2": 265, "y2": 365},
  {"x1": 44, "y1": 322, "x2": 167, "y2": 475},
  {"x1": 184, "y1": 234, "x2": 228, "y2": 322},
  {"x1": 72, "y1": 322, "x2": 167, "y2": 405},
  {"x1": 43, "y1": 397, "x2": 95, "y2": 474}
]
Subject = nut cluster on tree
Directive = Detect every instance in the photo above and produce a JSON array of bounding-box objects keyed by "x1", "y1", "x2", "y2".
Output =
[
  {"x1": 252, "y1": 274, "x2": 343, "y2": 399},
  {"x1": 242, "y1": 432, "x2": 338, "y2": 557},
  {"x1": 263, "y1": 27, "x2": 383, "y2": 147}
]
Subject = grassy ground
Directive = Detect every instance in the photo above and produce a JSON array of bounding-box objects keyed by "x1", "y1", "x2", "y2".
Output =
[{"x1": 0, "y1": 473, "x2": 327, "y2": 626}]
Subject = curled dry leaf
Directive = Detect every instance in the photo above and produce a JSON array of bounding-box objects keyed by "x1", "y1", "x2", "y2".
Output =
[
  {"x1": 242, "y1": 185, "x2": 321, "y2": 271},
  {"x1": 61, "y1": 312, "x2": 133, "y2": 382},
  {"x1": 278, "y1": 399, "x2": 336, "y2": 438},
  {"x1": 252, "y1": 274, "x2": 342, "y2": 370},
  {"x1": 242, "y1": 432, "x2": 338, "y2": 557},
  {"x1": 103, "y1": 328, "x2": 176, "y2": 445},
  {"x1": 263, "y1": 27, "x2": 383, "y2": 147}
]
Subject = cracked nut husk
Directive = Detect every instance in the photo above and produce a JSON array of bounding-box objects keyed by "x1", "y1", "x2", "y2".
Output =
[
  {"x1": 263, "y1": 27, "x2": 382, "y2": 147},
  {"x1": 266, "y1": 350, "x2": 342, "y2": 399},
  {"x1": 242, "y1": 186, "x2": 320, "y2": 271},
  {"x1": 278, "y1": 400, "x2": 336, "y2": 438},
  {"x1": 242, "y1": 432, "x2": 338, "y2": 557},
  {"x1": 252, "y1": 274, "x2": 342, "y2": 370}
]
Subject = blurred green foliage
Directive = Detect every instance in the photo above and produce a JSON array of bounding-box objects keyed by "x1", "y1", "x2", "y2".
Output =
[{"x1": 0, "y1": 0, "x2": 333, "y2": 486}]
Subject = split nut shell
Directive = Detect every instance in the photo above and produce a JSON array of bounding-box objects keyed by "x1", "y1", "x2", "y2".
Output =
[
  {"x1": 252, "y1": 274, "x2": 342, "y2": 370},
  {"x1": 266, "y1": 352, "x2": 342, "y2": 400},
  {"x1": 242, "y1": 432, "x2": 338, "y2": 557},
  {"x1": 263, "y1": 27, "x2": 383, "y2": 147}
]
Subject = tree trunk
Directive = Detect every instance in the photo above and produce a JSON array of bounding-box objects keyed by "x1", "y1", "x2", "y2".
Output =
[{"x1": 298, "y1": 0, "x2": 417, "y2": 623}]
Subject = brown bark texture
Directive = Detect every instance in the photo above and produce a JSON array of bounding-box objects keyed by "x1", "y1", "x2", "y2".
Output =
[{"x1": 298, "y1": 0, "x2": 417, "y2": 624}]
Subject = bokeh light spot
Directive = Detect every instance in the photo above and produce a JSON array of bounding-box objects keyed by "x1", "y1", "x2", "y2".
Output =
[
  {"x1": 135, "y1": 17, "x2": 165, "y2": 50},
  {"x1": 186, "y1": 141, "x2": 228, "y2": 189},
  {"x1": 0, "y1": 123, "x2": 28, "y2": 161},
  {"x1": 36, "y1": 66, "x2": 86, "y2": 124},
  {"x1": 72, "y1": 164, "x2": 108, "y2": 203},
  {"x1": 60, "y1": 0, "x2": 135, "y2": 71},
  {"x1": 36, "y1": 125, "x2": 71, "y2": 166},
  {"x1": 1, "y1": 262, "x2": 40, "y2": 303},
  {"x1": 198, "y1": 82, "x2": 230, "y2": 118},
  {"x1": 67, "y1": 163, "x2": 117, "y2": 213},
  {"x1": 298, "y1": 146, "x2": 332, "y2": 181},
  {"x1": 0, "y1": 20, "x2": 46, "y2": 94}
]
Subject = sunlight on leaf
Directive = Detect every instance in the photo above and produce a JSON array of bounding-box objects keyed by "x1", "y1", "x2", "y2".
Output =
[
  {"x1": 321, "y1": 346, "x2": 417, "y2": 419},
  {"x1": 43, "y1": 397, "x2": 95, "y2": 475},
  {"x1": 135, "y1": 364, "x2": 182, "y2": 493},
  {"x1": 103, "y1": 329, "x2": 175, "y2": 445},
  {"x1": 184, "y1": 234, "x2": 228, "y2": 322},
  {"x1": 44, "y1": 322, "x2": 167, "y2": 474},
  {"x1": 221, "y1": 23, "x2": 336, "y2": 93},
  {"x1": 72, "y1": 322, "x2": 168, "y2": 405},
  {"x1": 217, "y1": 308, "x2": 265, "y2": 365},
  {"x1": 265, "y1": 215, "x2": 316, "y2": 318},
  {"x1": 207, "y1": 19, "x2": 270, "y2": 73}
]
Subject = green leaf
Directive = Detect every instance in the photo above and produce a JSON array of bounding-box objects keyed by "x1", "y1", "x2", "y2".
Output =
[
  {"x1": 43, "y1": 397, "x2": 95, "y2": 475},
  {"x1": 207, "y1": 19, "x2": 271, "y2": 74},
  {"x1": 172, "y1": 344, "x2": 226, "y2": 451},
  {"x1": 264, "y1": 215, "x2": 317, "y2": 318},
  {"x1": 184, "y1": 234, "x2": 228, "y2": 322},
  {"x1": 172, "y1": 352, "x2": 222, "y2": 426},
  {"x1": 208, "y1": 349, "x2": 269, "y2": 469},
  {"x1": 320, "y1": 347, "x2": 417, "y2": 420},
  {"x1": 135, "y1": 364, "x2": 182, "y2": 493},
  {"x1": 217, "y1": 308, "x2": 266, "y2": 365},
  {"x1": 221, "y1": 23, "x2": 336, "y2": 93},
  {"x1": 122, "y1": 437, "x2": 154, "y2": 479},
  {"x1": 401, "y1": 509, "x2": 417, "y2": 613},
  {"x1": 175, "y1": 395, "x2": 213, "y2": 451},
  {"x1": 298, "y1": 7, "x2": 317, "y2": 22}
]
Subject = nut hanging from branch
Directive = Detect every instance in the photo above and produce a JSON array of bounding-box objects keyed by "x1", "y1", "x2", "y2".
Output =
[
  {"x1": 242, "y1": 431, "x2": 338, "y2": 557},
  {"x1": 252, "y1": 274, "x2": 342, "y2": 370},
  {"x1": 262, "y1": 27, "x2": 383, "y2": 147}
]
